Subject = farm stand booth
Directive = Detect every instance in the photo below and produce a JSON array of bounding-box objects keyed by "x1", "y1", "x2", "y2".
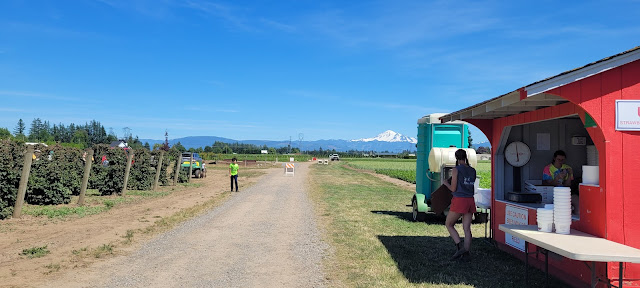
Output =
[{"x1": 440, "y1": 46, "x2": 640, "y2": 287}]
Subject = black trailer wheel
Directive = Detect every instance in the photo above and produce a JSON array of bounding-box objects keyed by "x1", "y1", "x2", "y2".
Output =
[
  {"x1": 412, "y1": 198, "x2": 426, "y2": 222},
  {"x1": 194, "y1": 169, "x2": 201, "y2": 178}
]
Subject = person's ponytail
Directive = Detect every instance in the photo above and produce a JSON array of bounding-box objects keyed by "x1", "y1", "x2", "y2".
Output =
[{"x1": 454, "y1": 149, "x2": 469, "y2": 166}]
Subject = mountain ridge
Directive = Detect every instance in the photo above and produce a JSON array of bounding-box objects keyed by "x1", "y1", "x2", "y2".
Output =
[{"x1": 140, "y1": 130, "x2": 488, "y2": 152}]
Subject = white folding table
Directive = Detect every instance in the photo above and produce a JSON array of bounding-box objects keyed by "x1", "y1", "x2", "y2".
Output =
[{"x1": 499, "y1": 224, "x2": 640, "y2": 288}]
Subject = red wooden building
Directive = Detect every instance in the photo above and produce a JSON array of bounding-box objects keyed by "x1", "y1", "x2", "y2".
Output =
[{"x1": 441, "y1": 46, "x2": 640, "y2": 287}]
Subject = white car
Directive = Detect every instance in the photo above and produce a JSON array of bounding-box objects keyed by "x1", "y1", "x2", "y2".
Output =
[{"x1": 329, "y1": 154, "x2": 340, "y2": 161}]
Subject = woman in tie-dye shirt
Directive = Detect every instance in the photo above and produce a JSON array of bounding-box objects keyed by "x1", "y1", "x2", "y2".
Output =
[{"x1": 542, "y1": 150, "x2": 573, "y2": 187}]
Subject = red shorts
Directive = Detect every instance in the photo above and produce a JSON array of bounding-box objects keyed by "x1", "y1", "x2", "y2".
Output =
[{"x1": 450, "y1": 197, "x2": 477, "y2": 214}]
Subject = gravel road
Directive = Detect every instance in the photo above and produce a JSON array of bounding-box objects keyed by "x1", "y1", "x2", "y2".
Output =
[{"x1": 45, "y1": 162, "x2": 327, "y2": 288}]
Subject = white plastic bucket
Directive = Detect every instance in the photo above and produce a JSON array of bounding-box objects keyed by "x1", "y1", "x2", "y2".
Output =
[
  {"x1": 555, "y1": 224, "x2": 571, "y2": 234},
  {"x1": 582, "y1": 165, "x2": 599, "y2": 185},
  {"x1": 474, "y1": 188, "x2": 491, "y2": 208},
  {"x1": 538, "y1": 221, "x2": 553, "y2": 232}
]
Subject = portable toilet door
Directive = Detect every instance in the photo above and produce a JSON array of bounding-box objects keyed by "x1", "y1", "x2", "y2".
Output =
[{"x1": 416, "y1": 114, "x2": 470, "y2": 201}]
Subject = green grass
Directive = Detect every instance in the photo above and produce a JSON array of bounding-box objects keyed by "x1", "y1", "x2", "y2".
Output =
[
  {"x1": 347, "y1": 160, "x2": 417, "y2": 170},
  {"x1": 347, "y1": 160, "x2": 418, "y2": 184},
  {"x1": 44, "y1": 263, "x2": 61, "y2": 274},
  {"x1": 23, "y1": 205, "x2": 107, "y2": 218},
  {"x1": 476, "y1": 162, "x2": 491, "y2": 189},
  {"x1": 200, "y1": 153, "x2": 315, "y2": 162},
  {"x1": 122, "y1": 230, "x2": 134, "y2": 244},
  {"x1": 93, "y1": 244, "x2": 114, "y2": 258},
  {"x1": 22, "y1": 189, "x2": 174, "y2": 219},
  {"x1": 21, "y1": 245, "x2": 50, "y2": 258},
  {"x1": 347, "y1": 159, "x2": 492, "y2": 188},
  {"x1": 309, "y1": 163, "x2": 563, "y2": 288},
  {"x1": 374, "y1": 169, "x2": 417, "y2": 183}
]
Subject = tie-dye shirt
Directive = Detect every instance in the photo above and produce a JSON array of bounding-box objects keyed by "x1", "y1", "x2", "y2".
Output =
[{"x1": 542, "y1": 163, "x2": 573, "y2": 184}]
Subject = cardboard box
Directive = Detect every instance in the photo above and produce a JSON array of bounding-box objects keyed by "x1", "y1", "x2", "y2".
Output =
[{"x1": 431, "y1": 184, "x2": 452, "y2": 215}]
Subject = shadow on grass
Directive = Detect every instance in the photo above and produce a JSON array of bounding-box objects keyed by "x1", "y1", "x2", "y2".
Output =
[
  {"x1": 371, "y1": 210, "x2": 445, "y2": 224},
  {"x1": 377, "y1": 235, "x2": 567, "y2": 288}
]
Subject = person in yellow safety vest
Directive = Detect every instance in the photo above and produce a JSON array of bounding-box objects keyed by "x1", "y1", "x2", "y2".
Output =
[{"x1": 229, "y1": 157, "x2": 239, "y2": 192}]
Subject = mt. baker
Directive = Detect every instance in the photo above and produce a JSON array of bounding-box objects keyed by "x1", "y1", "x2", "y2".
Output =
[
  {"x1": 351, "y1": 130, "x2": 417, "y2": 144},
  {"x1": 141, "y1": 130, "x2": 418, "y2": 153}
]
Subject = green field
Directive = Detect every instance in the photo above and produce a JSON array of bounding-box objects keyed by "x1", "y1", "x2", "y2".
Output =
[
  {"x1": 346, "y1": 159, "x2": 492, "y2": 188},
  {"x1": 308, "y1": 163, "x2": 563, "y2": 287},
  {"x1": 200, "y1": 153, "x2": 314, "y2": 162}
]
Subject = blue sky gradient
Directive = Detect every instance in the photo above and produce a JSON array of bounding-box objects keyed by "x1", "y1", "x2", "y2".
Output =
[{"x1": 1, "y1": 0, "x2": 639, "y2": 143}]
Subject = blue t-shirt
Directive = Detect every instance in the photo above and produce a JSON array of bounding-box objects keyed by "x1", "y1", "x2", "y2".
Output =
[{"x1": 453, "y1": 164, "x2": 476, "y2": 198}]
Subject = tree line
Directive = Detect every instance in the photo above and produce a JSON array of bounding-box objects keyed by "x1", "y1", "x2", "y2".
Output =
[
  {"x1": 0, "y1": 118, "x2": 146, "y2": 149},
  {"x1": 0, "y1": 118, "x2": 491, "y2": 156}
]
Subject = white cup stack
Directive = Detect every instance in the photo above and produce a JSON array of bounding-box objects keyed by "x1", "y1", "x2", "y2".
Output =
[
  {"x1": 587, "y1": 145, "x2": 599, "y2": 166},
  {"x1": 553, "y1": 187, "x2": 572, "y2": 234},
  {"x1": 536, "y1": 208, "x2": 554, "y2": 232}
]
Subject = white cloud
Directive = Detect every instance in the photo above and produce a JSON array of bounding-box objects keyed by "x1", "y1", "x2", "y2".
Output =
[
  {"x1": 0, "y1": 90, "x2": 102, "y2": 103},
  {"x1": 349, "y1": 99, "x2": 444, "y2": 112},
  {"x1": 182, "y1": 0, "x2": 251, "y2": 30},
  {"x1": 0, "y1": 107, "x2": 24, "y2": 112},
  {"x1": 259, "y1": 18, "x2": 296, "y2": 33},
  {"x1": 304, "y1": 1, "x2": 500, "y2": 49}
]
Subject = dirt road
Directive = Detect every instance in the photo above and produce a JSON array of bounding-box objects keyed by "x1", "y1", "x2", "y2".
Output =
[{"x1": 40, "y1": 162, "x2": 327, "y2": 287}]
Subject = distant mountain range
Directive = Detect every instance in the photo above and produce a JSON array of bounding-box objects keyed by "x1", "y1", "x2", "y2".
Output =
[
  {"x1": 352, "y1": 130, "x2": 417, "y2": 144},
  {"x1": 140, "y1": 130, "x2": 489, "y2": 153},
  {"x1": 474, "y1": 141, "x2": 491, "y2": 148}
]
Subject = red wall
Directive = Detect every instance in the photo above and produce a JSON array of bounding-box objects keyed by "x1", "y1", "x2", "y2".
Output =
[{"x1": 470, "y1": 59, "x2": 640, "y2": 286}]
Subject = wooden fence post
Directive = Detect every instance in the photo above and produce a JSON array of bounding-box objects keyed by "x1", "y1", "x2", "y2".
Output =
[
  {"x1": 78, "y1": 149, "x2": 93, "y2": 205},
  {"x1": 188, "y1": 153, "x2": 193, "y2": 183},
  {"x1": 121, "y1": 150, "x2": 134, "y2": 196},
  {"x1": 153, "y1": 151, "x2": 165, "y2": 191},
  {"x1": 13, "y1": 145, "x2": 34, "y2": 218},
  {"x1": 173, "y1": 157, "x2": 180, "y2": 186}
]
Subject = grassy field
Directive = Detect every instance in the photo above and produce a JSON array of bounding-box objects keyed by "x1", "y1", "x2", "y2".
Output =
[
  {"x1": 201, "y1": 153, "x2": 315, "y2": 162},
  {"x1": 309, "y1": 163, "x2": 564, "y2": 288},
  {"x1": 345, "y1": 159, "x2": 492, "y2": 189}
]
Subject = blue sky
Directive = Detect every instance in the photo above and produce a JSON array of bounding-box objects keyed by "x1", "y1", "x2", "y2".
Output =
[{"x1": 1, "y1": 0, "x2": 639, "y2": 143}]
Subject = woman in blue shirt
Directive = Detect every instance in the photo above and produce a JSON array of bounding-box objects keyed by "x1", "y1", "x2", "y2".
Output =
[{"x1": 443, "y1": 149, "x2": 477, "y2": 261}]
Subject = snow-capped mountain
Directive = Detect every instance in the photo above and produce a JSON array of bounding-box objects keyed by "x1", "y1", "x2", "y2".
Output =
[
  {"x1": 351, "y1": 130, "x2": 417, "y2": 144},
  {"x1": 141, "y1": 130, "x2": 420, "y2": 153}
]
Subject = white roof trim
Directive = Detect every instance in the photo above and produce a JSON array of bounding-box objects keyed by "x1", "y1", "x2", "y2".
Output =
[{"x1": 525, "y1": 48, "x2": 640, "y2": 97}]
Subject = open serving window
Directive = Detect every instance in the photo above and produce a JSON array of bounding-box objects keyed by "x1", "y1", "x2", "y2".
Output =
[{"x1": 493, "y1": 115, "x2": 595, "y2": 217}]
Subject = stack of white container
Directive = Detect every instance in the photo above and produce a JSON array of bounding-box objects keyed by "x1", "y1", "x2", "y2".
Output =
[
  {"x1": 553, "y1": 187, "x2": 572, "y2": 234},
  {"x1": 587, "y1": 145, "x2": 599, "y2": 165},
  {"x1": 536, "y1": 207, "x2": 554, "y2": 232}
]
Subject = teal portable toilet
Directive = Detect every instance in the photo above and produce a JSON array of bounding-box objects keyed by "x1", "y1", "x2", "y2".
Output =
[{"x1": 412, "y1": 113, "x2": 470, "y2": 221}]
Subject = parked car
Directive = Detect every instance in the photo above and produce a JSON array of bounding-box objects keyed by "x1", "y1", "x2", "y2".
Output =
[{"x1": 329, "y1": 154, "x2": 340, "y2": 161}]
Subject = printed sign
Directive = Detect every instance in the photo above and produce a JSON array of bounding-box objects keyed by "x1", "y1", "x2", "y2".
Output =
[
  {"x1": 616, "y1": 100, "x2": 640, "y2": 131},
  {"x1": 505, "y1": 205, "x2": 528, "y2": 251},
  {"x1": 261, "y1": 150, "x2": 268, "y2": 154}
]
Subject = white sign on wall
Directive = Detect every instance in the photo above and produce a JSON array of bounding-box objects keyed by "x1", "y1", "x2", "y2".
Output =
[
  {"x1": 616, "y1": 100, "x2": 640, "y2": 131},
  {"x1": 505, "y1": 205, "x2": 528, "y2": 251},
  {"x1": 261, "y1": 150, "x2": 268, "y2": 154},
  {"x1": 536, "y1": 133, "x2": 550, "y2": 151}
]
